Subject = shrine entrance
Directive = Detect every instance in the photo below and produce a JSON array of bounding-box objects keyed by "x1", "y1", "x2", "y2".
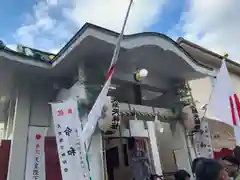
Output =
[
  {"x1": 105, "y1": 137, "x2": 152, "y2": 180},
  {"x1": 100, "y1": 98, "x2": 184, "y2": 180},
  {"x1": 103, "y1": 120, "x2": 184, "y2": 180}
]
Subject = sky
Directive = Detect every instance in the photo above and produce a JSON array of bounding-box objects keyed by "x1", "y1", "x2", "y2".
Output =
[{"x1": 0, "y1": 0, "x2": 240, "y2": 61}]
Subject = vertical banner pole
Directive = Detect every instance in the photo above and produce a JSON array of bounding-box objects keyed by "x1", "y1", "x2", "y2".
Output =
[{"x1": 81, "y1": 0, "x2": 134, "y2": 143}]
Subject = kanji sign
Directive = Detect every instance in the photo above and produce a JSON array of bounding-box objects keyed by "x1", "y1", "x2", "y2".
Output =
[
  {"x1": 35, "y1": 134, "x2": 41, "y2": 140},
  {"x1": 68, "y1": 108, "x2": 73, "y2": 114},
  {"x1": 57, "y1": 110, "x2": 64, "y2": 116},
  {"x1": 57, "y1": 108, "x2": 73, "y2": 117},
  {"x1": 50, "y1": 99, "x2": 91, "y2": 180},
  {"x1": 25, "y1": 126, "x2": 47, "y2": 180},
  {"x1": 64, "y1": 127, "x2": 72, "y2": 136}
]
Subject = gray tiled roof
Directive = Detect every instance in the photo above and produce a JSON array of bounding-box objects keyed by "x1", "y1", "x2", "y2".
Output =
[{"x1": 0, "y1": 41, "x2": 55, "y2": 64}]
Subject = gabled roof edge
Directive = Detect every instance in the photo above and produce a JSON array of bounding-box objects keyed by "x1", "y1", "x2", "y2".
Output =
[
  {"x1": 0, "y1": 23, "x2": 213, "y2": 73},
  {"x1": 177, "y1": 37, "x2": 240, "y2": 70}
]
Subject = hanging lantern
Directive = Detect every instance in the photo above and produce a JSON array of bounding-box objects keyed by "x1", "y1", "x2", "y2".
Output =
[
  {"x1": 134, "y1": 69, "x2": 148, "y2": 82},
  {"x1": 181, "y1": 105, "x2": 201, "y2": 132},
  {"x1": 98, "y1": 97, "x2": 120, "y2": 135}
]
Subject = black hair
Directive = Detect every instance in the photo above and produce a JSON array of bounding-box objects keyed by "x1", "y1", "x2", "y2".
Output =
[
  {"x1": 195, "y1": 159, "x2": 223, "y2": 180},
  {"x1": 233, "y1": 146, "x2": 240, "y2": 156},
  {"x1": 233, "y1": 146, "x2": 240, "y2": 163},
  {"x1": 222, "y1": 155, "x2": 239, "y2": 166},
  {"x1": 192, "y1": 157, "x2": 206, "y2": 174},
  {"x1": 174, "y1": 170, "x2": 190, "y2": 180}
]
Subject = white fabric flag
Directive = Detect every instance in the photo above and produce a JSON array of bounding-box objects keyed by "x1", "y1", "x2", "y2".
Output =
[
  {"x1": 206, "y1": 60, "x2": 240, "y2": 145},
  {"x1": 50, "y1": 99, "x2": 91, "y2": 180},
  {"x1": 81, "y1": 75, "x2": 112, "y2": 142},
  {"x1": 25, "y1": 126, "x2": 48, "y2": 180}
]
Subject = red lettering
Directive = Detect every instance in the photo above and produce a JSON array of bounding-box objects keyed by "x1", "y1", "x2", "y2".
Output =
[
  {"x1": 57, "y1": 110, "x2": 64, "y2": 116},
  {"x1": 68, "y1": 108, "x2": 73, "y2": 114},
  {"x1": 35, "y1": 134, "x2": 41, "y2": 140}
]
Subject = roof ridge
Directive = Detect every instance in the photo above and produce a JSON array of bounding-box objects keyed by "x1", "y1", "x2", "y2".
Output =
[{"x1": 177, "y1": 37, "x2": 240, "y2": 68}]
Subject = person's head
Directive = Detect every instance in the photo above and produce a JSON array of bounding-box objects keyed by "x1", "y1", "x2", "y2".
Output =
[
  {"x1": 233, "y1": 146, "x2": 240, "y2": 163},
  {"x1": 221, "y1": 155, "x2": 239, "y2": 177},
  {"x1": 174, "y1": 170, "x2": 191, "y2": 180},
  {"x1": 192, "y1": 157, "x2": 207, "y2": 174},
  {"x1": 195, "y1": 159, "x2": 228, "y2": 180}
]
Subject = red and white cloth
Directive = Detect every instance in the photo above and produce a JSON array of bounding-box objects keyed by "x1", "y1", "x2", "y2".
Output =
[
  {"x1": 81, "y1": 64, "x2": 116, "y2": 142},
  {"x1": 206, "y1": 60, "x2": 240, "y2": 145}
]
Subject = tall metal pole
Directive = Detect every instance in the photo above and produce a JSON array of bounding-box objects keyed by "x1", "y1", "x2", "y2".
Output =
[
  {"x1": 108, "y1": 0, "x2": 133, "y2": 71},
  {"x1": 82, "y1": 0, "x2": 134, "y2": 143}
]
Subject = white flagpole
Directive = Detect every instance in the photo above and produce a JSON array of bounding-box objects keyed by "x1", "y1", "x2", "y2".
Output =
[
  {"x1": 108, "y1": 0, "x2": 133, "y2": 68},
  {"x1": 81, "y1": 0, "x2": 134, "y2": 143}
]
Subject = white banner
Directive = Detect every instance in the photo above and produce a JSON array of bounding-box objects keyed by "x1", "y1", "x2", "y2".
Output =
[
  {"x1": 25, "y1": 126, "x2": 48, "y2": 180},
  {"x1": 195, "y1": 120, "x2": 213, "y2": 158},
  {"x1": 50, "y1": 99, "x2": 91, "y2": 180},
  {"x1": 82, "y1": 80, "x2": 111, "y2": 142}
]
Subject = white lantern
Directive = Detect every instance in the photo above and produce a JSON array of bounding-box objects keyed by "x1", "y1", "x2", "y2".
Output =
[
  {"x1": 134, "y1": 68, "x2": 148, "y2": 82},
  {"x1": 139, "y1": 69, "x2": 148, "y2": 78}
]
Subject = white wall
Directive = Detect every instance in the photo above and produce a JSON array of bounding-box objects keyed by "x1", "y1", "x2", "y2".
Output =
[
  {"x1": 29, "y1": 86, "x2": 52, "y2": 127},
  {"x1": 5, "y1": 81, "x2": 56, "y2": 137},
  {"x1": 188, "y1": 76, "x2": 213, "y2": 111},
  {"x1": 189, "y1": 73, "x2": 240, "y2": 109},
  {"x1": 230, "y1": 73, "x2": 240, "y2": 96},
  {"x1": 7, "y1": 82, "x2": 31, "y2": 180},
  {"x1": 28, "y1": 83, "x2": 55, "y2": 136},
  {"x1": 56, "y1": 81, "x2": 88, "y2": 102}
]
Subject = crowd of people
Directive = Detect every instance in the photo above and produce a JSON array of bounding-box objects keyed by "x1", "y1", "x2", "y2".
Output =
[{"x1": 174, "y1": 146, "x2": 240, "y2": 180}]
